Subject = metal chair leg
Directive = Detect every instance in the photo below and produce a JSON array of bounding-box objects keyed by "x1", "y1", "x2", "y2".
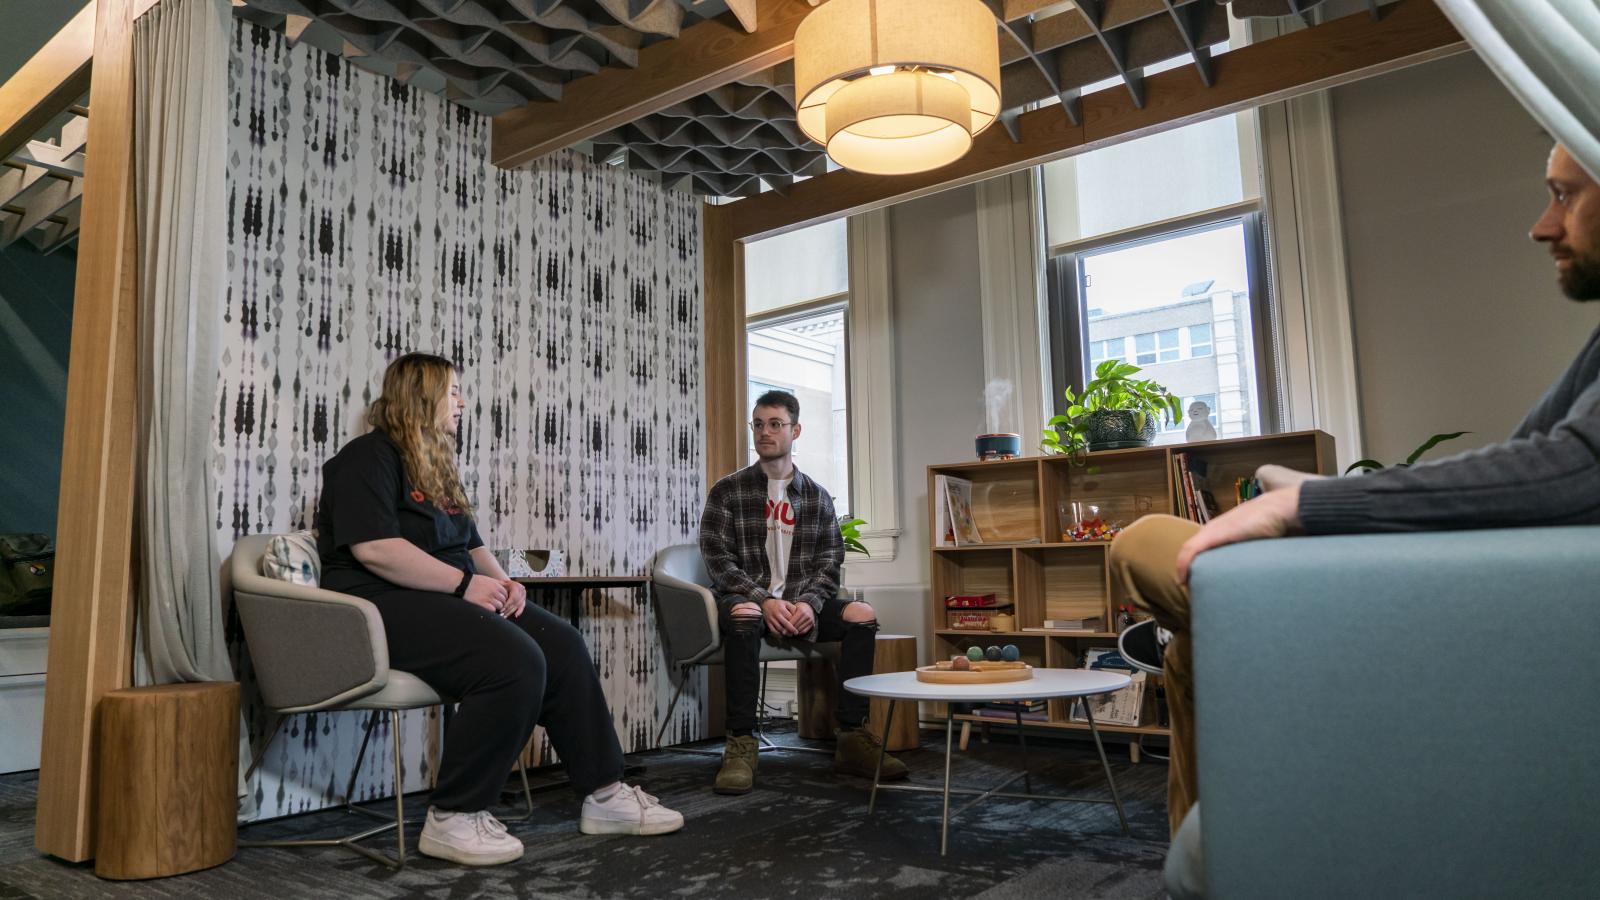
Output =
[
  {"x1": 344, "y1": 712, "x2": 379, "y2": 811},
  {"x1": 496, "y1": 755, "x2": 539, "y2": 822},
  {"x1": 654, "y1": 668, "x2": 689, "y2": 747},
  {"x1": 391, "y1": 710, "x2": 406, "y2": 867},
  {"x1": 243, "y1": 716, "x2": 286, "y2": 783},
  {"x1": 754, "y1": 660, "x2": 829, "y2": 756},
  {"x1": 240, "y1": 708, "x2": 416, "y2": 869},
  {"x1": 657, "y1": 660, "x2": 831, "y2": 757}
]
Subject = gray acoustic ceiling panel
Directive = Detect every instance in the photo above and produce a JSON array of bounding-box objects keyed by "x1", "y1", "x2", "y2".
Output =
[
  {"x1": 231, "y1": 0, "x2": 1365, "y2": 195},
  {"x1": 587, "y1": 63, "x2": 829, "y2": 198},
  {"x1": 230, "y1": 0, "x2": 703, "y2": 114},
  {"x1": 0, "y1": 107, "x2": 87, "y2": 254}
]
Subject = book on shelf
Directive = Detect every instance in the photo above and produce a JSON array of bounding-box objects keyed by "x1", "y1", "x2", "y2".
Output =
[
  {"x1": 1071, "y1": 647, "x2": 1147, "y2": 726},
  {"x1": 970, "y1": 707, "x2": 1050, "y2": 721},
  {"x1": 944, "y1": 593, "x2": 1005, "y2": 609},
  {"x1": 981, "y1": 698, "x2": 1046, "y2": 712},
  {"x1": 938, "y1": 475, "x2": 983, "y2": 546},
  {"x1": 1040, "y1": 616, "x2": 1103, "y2": 631},
  {"x1": 1173, "y1": 453, "x2": 1212, "y2": 524},
  {"x1": 946, "y1": 609, "x2": 1011, "y2": 630},
  {"x1": 1082, "y1": 646, "x2": 1135, "y2": 672},
  {"x1": 933, "y1": 474, "x2": 954, "y2": 546}
]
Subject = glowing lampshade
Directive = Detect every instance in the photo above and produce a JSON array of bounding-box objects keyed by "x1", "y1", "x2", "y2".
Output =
[{"x1": 794, "y1": 0, "x2": 1000, "y2": 175}]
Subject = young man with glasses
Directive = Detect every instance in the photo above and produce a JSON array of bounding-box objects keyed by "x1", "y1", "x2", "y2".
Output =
[{"x1": 698, "y1": 389, "x2": 909, "y2": 794}]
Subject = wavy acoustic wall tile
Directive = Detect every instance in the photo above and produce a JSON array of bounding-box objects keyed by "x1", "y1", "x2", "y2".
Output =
[{"x1": 223, "y1": 20, "x2": 705, "y2": 820}]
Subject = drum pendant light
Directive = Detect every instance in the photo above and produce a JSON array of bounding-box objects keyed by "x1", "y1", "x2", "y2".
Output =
[{"x1": 794, "y1": 0, "x2": 1001, "y2": 175}]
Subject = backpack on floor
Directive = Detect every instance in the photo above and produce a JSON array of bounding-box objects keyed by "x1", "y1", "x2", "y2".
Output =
[{"x1": 0, "y1": 533, "x2": 54, "y2": 618}]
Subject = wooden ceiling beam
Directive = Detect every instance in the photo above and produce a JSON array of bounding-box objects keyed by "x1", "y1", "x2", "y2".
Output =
[
  {"x1": 0, "y1": 3, "x2": 96, "y2": 162},
  {"x1": 491, "y1": 0, "x2": 819, "y2": 170},
  {"x1": 491, "y1": 0, "x2": 1081, "y2": 170},
  {"x1": 724, "y1": 0, "x2": 1465, "y2": 242}
]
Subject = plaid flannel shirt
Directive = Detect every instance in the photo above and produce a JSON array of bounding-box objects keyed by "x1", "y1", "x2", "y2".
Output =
[{"x1": 698, "y1": 462, "x2": 844, "y2": 627}]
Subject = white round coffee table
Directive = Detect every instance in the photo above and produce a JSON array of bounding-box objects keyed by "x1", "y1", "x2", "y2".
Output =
[{"x1": 844, "y1": 668, "x2": 1133, "y2": 856}]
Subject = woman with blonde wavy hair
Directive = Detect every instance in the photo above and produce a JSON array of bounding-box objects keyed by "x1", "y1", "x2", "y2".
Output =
[{"x1": 316, "y1": 352, "x2": 682, "y2": 866}]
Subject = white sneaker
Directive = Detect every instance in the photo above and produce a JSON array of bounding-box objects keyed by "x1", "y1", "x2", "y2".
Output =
[
  {"x1": 578, "y1": 784, "x2": 684, "y2": 836},
  {"x1": 417, "y1": 807, "x2": 525, "y2": 866}
]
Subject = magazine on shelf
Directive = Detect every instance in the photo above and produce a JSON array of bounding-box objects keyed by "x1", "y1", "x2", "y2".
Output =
[
  {"x1": 933, "y1": 475, "x2": 955, "y2": 547},
  {"x1": 942, "y1": 475, "x2": 982, "y2": 546},
  {"x1": 1071, "y1": 646, "x2": 1147, "y2": 726}
]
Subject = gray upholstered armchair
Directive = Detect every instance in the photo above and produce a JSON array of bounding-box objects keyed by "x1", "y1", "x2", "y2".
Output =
[
  {"x1": 650, "y1": 544, "x2": 838, "y2": 754},
  {"x1": 229, "y1": 534, "x2": 531, "y2": 868}
]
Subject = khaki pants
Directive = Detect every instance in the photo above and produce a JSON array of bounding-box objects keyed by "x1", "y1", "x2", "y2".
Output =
[{"x1": 1107, "y1": 514, "x2": 1202, "y2": 839}]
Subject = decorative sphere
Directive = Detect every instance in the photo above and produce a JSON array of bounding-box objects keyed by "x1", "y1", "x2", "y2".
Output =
[
  {"x1": 1001, "y1": 644, "x2": 1020, "y2": 662},
  {"x1": 985, "y1": 645, "x2": 1002, "y2": 661},
  {"x1": 951, "y1": 656, "x2": 972, "y2": 671},
  {"x1": 966, "y1": 646, "x2": 986, "y2": 662}
]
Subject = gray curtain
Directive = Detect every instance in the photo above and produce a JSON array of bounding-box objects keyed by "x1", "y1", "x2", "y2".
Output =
[
  {"x1": 1436, "y1": 0, "x2": 1600, "y2": 179},
  {"x1": 130, "y1": 0, "x2": 234, "y2": 689}
]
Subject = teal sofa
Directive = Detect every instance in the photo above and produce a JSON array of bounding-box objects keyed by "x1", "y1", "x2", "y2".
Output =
[{"x1": 1178, "y1": 527, "x2": 1600, "y2": 899}]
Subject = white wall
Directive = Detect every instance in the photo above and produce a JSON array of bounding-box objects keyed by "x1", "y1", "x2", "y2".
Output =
[
  {"x1": 843, "y1": 185, "x2": 987, "y2": 661},
  {"x1": 1330, "y1": 53, "x2": 1598, "y2": 466},
  {"x1": 744, "y1": 217, "x2": 849, "y2": 315}
]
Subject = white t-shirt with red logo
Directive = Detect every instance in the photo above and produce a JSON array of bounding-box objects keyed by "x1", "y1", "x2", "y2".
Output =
[{"x1": 765, "y1": 478, "x2": 796, "y2": 598}]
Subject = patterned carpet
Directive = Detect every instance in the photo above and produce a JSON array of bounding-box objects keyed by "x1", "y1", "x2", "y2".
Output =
[{"x1": 0, "y1": 726, "x2": 1171, "y2": 899}]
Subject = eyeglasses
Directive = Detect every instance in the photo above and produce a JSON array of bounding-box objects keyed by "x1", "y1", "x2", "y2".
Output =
[{"x1": 750, "y1": 419, "x2": 794, "y2": 433}]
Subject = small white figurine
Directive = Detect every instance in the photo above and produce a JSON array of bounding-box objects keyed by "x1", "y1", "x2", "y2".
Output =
[{"x1": 1186, "y1": 401, "x2": 1218, "y2": 443}]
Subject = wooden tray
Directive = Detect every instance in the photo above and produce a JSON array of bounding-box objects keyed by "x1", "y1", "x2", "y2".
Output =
[{"x1": 916, "y1": 662, "x2": 1034, "y2": 684}]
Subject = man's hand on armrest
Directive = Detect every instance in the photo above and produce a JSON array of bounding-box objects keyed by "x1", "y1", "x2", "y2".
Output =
[{"x1": 1175, "y1": 484, "x2": 1303, "y2": 584}]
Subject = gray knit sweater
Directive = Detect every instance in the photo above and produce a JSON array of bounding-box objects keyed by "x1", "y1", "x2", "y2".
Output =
[{"x1": 1298, "y1": 323, "x2": 1600, "y2": 533}]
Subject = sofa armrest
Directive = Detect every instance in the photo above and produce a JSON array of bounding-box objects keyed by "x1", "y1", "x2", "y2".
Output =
[{"x1": 1189, "y1": 527, "x2": 1600, "y2": 899}]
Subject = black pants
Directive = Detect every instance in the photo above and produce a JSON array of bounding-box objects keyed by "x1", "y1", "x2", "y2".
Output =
[
  {"x1": 361, "y1": 590, "x2": 625, "y2": 811},
  {"x1": 719, "y1": 597, "x2": 877, "y2": 734}
]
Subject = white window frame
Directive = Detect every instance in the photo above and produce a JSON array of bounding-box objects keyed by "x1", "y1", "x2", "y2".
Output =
[
  {"x1": 842, "y1": 208, "x2": 900, "y2": 561},
  {"x1": 1045, "y1": 203, "x2": 1283, "y2": 434}
]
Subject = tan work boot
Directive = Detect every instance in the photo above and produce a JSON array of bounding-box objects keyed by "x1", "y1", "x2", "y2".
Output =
[
  {"x1": 834, "y1": 726, "x2": 909, "y2": 781},
  {"x1": 714, "y1": 734, "x2": 759, "y2": 795}
]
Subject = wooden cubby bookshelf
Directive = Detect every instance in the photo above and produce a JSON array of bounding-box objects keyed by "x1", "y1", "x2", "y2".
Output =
[{"x1": 926, "y1": 430, "x2": 1336, "y2": 750}]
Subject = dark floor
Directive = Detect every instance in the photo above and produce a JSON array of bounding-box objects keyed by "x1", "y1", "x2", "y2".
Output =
[{"x1": 0, "y1": 725, "x2": 1172, "y2": 899}]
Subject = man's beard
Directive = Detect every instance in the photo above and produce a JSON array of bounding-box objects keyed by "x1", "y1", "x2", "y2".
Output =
[{"x1": 1559, "y1": 248, "x2": 1600, "y2": 301}]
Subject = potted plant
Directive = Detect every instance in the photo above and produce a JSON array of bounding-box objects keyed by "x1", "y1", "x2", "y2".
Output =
[
  {"x1": 1344, "y1": 432, "x2": 1469, "y2": 474},
  {"x1": 1040, "y1": 360, "x2": 1182, "y2": 459},
  {"x1": 839, "y1": 516, "x2": 870, "y2": 556}
]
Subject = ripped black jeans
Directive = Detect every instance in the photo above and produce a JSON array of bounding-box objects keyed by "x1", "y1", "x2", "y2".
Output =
[{"x1": 718, "y1": 596, "x2": 877, "y2": 735}]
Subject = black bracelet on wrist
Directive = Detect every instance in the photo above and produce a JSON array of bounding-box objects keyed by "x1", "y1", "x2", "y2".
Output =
[{"x1": 453, "y1": 569, "x2": 473, "y2": 598}]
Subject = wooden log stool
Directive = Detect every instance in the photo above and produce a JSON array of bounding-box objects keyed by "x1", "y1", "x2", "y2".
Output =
[
  {"x1": 797, "y1": 634, "x2": 919, "y2": 751},
  {"x1": 95, "y1": 682, "x2": 239, "y2": 880}
]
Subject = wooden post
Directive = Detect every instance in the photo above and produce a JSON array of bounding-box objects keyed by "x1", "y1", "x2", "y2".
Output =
[
  {"x1": 702, "y1": 201, "x2": 746, "y2": 486},
  {"x1": 34, "y1": 0, "x2": 144, "y2": 863},
  {"x1": 0, "y1": 3, "x2": 94, "y2": 161}
]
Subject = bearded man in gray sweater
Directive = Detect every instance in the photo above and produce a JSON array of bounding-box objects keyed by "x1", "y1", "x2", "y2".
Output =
[{"x1": 1112, "y1": 142, "x2": 1600, "y2": 841}]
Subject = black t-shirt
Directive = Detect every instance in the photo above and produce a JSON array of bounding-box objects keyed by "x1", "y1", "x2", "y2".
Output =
[{"x1": 316, "y1": 429, "x2": 483, "y2": 597}]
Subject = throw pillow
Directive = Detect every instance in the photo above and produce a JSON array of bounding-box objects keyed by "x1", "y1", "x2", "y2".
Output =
[{"x1": 261, "y1": 531, "x2": 319, "y2": 586}]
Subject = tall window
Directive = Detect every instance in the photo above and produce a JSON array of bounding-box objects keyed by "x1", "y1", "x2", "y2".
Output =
[
  {"x1": 1042, "y1": 112, "x2": 1277, "y2": 444},
  {"x1": 744, "y1": 221, "x2": 851, "y2": 514}
]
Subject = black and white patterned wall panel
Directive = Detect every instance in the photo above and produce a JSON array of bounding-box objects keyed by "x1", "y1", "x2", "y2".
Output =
[{"x1": 222, "y1": 21, "x2": 706, "y2": 819}]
